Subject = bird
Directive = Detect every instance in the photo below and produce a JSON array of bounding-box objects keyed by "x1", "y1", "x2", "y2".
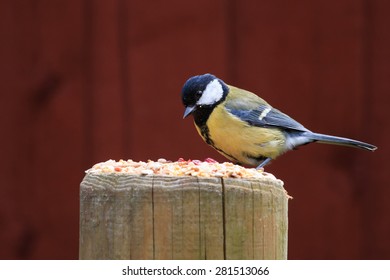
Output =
[{"x1": 181, "y1": 73, "x2": 377, "y2": 169}]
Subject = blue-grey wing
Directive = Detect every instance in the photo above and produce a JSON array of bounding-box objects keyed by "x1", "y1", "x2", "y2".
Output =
[{"x1": 227, "y1": 104, "x2": 309, "y2": 132}]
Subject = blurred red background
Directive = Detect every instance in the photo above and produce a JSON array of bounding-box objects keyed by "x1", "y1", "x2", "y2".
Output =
[{"x1": 0, "y1": 0, "x2": 389, "y2": 259}]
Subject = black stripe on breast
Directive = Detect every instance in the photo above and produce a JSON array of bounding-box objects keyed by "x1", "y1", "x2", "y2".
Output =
[
  {"x1": 192, "y1": 106, "x2": 214, "y2": 128},
  {"x1": 198, "y1": 123, "x2": 240, "y2": 164}
]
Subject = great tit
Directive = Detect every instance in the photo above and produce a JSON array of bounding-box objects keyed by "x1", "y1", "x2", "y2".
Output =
[{"x1": 181, "y1": 73, "x2": 377, "y2": 168}]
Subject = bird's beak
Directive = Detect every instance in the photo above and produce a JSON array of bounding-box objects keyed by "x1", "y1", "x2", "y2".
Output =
[{"x1": 183, "y1": 106, "x2": 195, "y2": 119}]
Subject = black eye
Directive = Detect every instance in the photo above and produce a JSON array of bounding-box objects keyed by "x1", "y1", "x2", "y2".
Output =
[{"x1": 195, "y1": 90, "x2": 203, "y2": 99}]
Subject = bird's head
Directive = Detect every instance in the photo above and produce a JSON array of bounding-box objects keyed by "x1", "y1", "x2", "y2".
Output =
[{"x1": 181, "y1": 73, "x2": 228, "y2": 118}]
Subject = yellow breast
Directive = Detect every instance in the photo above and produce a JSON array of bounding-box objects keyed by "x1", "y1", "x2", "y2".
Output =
[{"x1": 195, "y1": 104, "x2": 287, "y2": 166}]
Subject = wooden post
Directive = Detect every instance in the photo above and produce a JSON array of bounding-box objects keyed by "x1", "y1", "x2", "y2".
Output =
[{"x1": 79, "y1": 173, "x2": 288, "y2": 260}]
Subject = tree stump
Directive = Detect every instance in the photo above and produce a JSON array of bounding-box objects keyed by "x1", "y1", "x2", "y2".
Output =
[{"x1": 79, "y1": 171, "x2": 289, "y2": 260}]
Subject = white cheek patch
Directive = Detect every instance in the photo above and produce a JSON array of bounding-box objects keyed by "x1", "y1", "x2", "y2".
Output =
[{"x1": 198, "y1": 79, "x2": 224, "y2": 105}]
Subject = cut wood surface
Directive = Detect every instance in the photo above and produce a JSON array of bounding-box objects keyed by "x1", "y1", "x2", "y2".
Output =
[{"x1": 79, "y1": 173, "x2": 289, "y2": 260}]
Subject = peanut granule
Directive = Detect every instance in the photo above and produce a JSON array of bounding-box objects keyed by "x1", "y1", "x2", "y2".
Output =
[{"x1": 86, "y1": 158, "x2": 278, "y2": 180}]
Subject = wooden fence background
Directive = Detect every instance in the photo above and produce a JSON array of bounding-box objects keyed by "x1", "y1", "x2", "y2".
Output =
[{"x1": 0, "y1": 0, "x2": 389, "y2": 259}]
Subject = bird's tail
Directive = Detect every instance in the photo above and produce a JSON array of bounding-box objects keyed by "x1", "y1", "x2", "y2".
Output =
[{"x1": 305, "y1": 132, "x2": 377, "y2": 151}]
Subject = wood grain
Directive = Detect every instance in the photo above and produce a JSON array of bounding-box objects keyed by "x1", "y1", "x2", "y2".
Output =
[{"x1": 79, "y1": 174, "x2": 288, "y2": 259}]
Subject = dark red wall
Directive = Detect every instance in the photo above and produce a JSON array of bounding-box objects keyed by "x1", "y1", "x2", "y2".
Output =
[{"x1": 1, "y1": 0, "x2": 389, "y2": 259}]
